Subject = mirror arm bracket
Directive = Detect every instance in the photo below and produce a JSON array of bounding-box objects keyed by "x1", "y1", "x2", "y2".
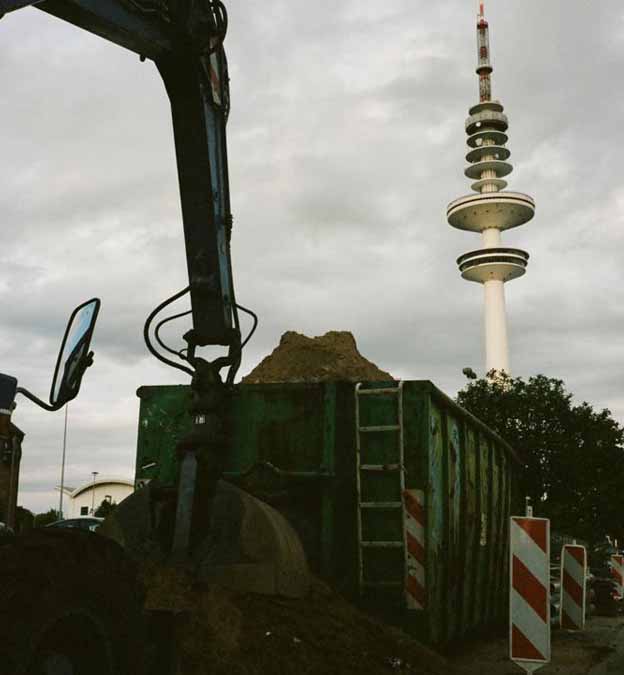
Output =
[{"x1": 16, "y1": 387, "x2": 61, "y2": 412}]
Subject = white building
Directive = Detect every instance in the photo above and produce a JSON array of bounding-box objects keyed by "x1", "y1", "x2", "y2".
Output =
[{"x1": 57, "y1": 477, "x2": 134, "y2": 518}]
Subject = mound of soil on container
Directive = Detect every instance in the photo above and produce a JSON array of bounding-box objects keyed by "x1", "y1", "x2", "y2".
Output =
[
  {"x1": 242, "y1": 331, "x2": 394, "y2": 383},
  {"x1": 142, "y1": 563, "x2": 451, "y2": 675}
]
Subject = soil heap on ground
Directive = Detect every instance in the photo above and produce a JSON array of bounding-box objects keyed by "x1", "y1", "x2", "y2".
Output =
[
  {"x1": 142, "y1": 563, "x2": 452, "y2": 675},
  {"x1": 242, "y1": 331, "x2": 394, "y2": 383}
]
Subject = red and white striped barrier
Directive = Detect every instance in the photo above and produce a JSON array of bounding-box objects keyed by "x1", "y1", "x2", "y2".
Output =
[
  {"x1": 560, "y1": 544, "x2": 586, "y2": 630},
  {"x1": 510, "y1": 516, "x2": 550, "y2": 672},
  {"x1": 403, "y1": 489, "x2": 426, "y2": 610},
  {"x1": 610, "y1": 554, "x2": 624, "y2": 599}
]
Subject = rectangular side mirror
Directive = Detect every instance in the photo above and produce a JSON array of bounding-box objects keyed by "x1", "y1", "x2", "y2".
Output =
[{"x1": 50, "y1": 298, "x2": 101, "y2": 407}]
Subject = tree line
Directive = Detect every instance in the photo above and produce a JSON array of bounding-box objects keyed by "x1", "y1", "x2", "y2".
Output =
[
  {"x1": 14, "y1": 498, "x2": 117, "y2": 531},
  {"x1": 457, "y1": 372, "x2": 624, "y2": 546}
]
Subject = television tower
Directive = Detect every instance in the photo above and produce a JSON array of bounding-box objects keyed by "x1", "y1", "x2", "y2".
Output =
[{"x1": 447, "y1": 2, "x2": 534, "y2": 375}]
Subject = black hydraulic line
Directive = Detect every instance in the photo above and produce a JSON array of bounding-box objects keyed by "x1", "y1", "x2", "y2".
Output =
[
  {"x1": 211, "y1": 0, "x2": 227, "y2": 50},
  {"x1": 224, "y1": 302, "x2": 258, "y2": 385},
  {"x1": 144, "y1": 286, "x2": 194, "y2": 376},
  {"x1": 154, "y1": 309, "x2": 192, "y2": 358},
  {"x1": 237, "y1": 303, "x2": 258, "y2": 349},
  {"x1": 224, "y1": 346, "x2": 239, "y2": 385},
  {"x1": 145, "y1": 290, "x2": 249, "y2": 381}
]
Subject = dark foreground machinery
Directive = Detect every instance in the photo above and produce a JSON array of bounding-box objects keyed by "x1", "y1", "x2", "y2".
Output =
[
  {"x1": 0, "y1": 2, "x2": 309, "y2": 673},
  {"x1": 0, "y1": 529, "x2": 144, "y2": 674}
]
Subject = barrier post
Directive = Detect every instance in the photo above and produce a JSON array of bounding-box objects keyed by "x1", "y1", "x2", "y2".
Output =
[
  {"x1": 610, "y1": 554, "x2": 624, "y2": 600},
  {"x1": 560, "y1": 544, "x2": 586, "y2": 630},
  {"x1": 510, "y1": 515, "x2": 550, "y2": 673},
  {"x1": 403, "y1": 489, "x2": 426, "y2": 610}
]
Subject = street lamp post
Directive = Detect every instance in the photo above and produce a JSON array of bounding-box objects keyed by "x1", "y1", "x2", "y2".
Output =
[
  {"x1": 58, "y1": 405, "x2": 69, "y2": 519},
  {"x1": 91, "y1": 471, "x2": 99, "y2": 514}
]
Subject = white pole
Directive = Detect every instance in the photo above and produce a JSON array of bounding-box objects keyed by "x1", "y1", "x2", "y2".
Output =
[
  {"x1": 484, "y1": 278, "x2": 510, "y2": 374},
  {"x1": 525, "y1": 496, "x2": 533, "y2": 517},
  {"x1": 91, "y1": 471, "x2": 98, "y2": 514},
  {"x1": 58, "y1": 405, "x2": 68, "y2": 520}
]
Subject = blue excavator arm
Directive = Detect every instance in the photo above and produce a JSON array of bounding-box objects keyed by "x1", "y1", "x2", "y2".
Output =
[{"x1": 0, "y1": 0, "x2": 238, "y2": 348}]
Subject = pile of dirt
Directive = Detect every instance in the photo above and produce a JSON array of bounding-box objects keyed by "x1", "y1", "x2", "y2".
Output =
[
  {"x1": 141, "y1": 563, "x2": 452, "y2": 675},
  {"x1": 242, "y1": 331, "x2": 394, "y2": 384}
]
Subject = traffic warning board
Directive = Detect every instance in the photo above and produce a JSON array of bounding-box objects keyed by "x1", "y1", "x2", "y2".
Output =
[
  {"x1": 560, "y1": 544, "x2": 586, "y2": 630},
  {"x1": 611, "y1": 554, "x2": 624, "y2": 599},
  {"x1": 510, "y1": 516, "x2": 550, "y2": 673}
]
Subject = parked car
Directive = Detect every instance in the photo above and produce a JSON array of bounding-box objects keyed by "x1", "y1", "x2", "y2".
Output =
[
  {"x1": 589, "y1": 541, "x2": 623, "y2": 616},
  {"x1": 0, "y1": 521, "x2": 14, "y2": 538},
  {"x1": 46, "y1": 517, "x2": 103, "y2": 532}
]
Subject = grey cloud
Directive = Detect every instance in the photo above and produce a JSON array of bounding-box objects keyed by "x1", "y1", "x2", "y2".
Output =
[{"x1": 1, "y1": 1, "x2": 622, "y2": 514}]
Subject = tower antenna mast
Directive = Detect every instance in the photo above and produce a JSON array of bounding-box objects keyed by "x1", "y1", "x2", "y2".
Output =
[
  {"x1": 446, "y1": 3, "x2": 535, "y2": 375},
  {"x1": 476, "y1": 0, "x2": 493, "y2": 102}
]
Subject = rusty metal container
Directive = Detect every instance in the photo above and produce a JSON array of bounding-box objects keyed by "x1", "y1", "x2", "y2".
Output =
[{"x1": 135, "y1": 380, "x2": 520, "y2": 645}]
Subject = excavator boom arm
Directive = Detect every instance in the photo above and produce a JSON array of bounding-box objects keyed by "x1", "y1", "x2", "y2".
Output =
[{"x1": 0, "y1": 0, "x2": 237, "y2": 348}]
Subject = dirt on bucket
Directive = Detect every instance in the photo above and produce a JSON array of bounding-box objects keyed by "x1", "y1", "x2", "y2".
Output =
[{"x1": 242, "y1": 331, "x2": 394, "y2": 384}]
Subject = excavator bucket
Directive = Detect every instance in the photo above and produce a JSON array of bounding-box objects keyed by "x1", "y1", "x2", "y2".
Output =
[{"x1": 99, "y1": 479, "x2": 310, "y2": 599}]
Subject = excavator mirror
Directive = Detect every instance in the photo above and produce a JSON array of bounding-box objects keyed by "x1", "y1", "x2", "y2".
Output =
[{"x1": 50, "y1": 298, "x2": 100, "y2": 407}]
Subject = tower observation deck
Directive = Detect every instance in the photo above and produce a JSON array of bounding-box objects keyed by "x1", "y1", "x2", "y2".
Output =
[{"x1": 447, "y1": 1, "x2": 534, "y2": 375}]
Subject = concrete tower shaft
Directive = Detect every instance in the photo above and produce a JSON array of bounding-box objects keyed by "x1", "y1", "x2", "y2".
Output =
[{"x1": 446, "y1": 3, "x2": 535, "y2": 375}]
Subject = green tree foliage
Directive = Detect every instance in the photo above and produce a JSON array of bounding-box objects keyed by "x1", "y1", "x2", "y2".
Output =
[
  {"x1": 457, "y1": 372, "x2": 624, "y2": 545},
  {"x1": 33, "y1": 508, "x2": 60, "y2": 528},
  {"x1": 94, "y1": 499, "x2": 117, "y2": 518},
  {"x1": 15, "y1": 506, "x2": 34, "y2": 533}
]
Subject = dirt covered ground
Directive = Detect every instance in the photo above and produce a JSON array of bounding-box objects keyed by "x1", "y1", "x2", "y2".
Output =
[
  {"x1": 142, "y1": 564, "x2": 449, "y2": 675},
  {"x1": 450, "y1": 616, "x2": 624, "y2": 675},
  {"x1": 142, "y1": 564, "x2": 624, "y2": 675},
  {"x1": 242, "y1": 331, "x2": 394, "y2": 384}
]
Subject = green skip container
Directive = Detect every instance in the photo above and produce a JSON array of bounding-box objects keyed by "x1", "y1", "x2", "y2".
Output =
[{"x1": 134, "y1": 380, "x2": 521, "y2": 646}]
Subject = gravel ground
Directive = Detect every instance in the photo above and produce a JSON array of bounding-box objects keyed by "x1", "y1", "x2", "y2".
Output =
[{"x1": 450, "y1": 616, "x2": 624, "y2": 675}]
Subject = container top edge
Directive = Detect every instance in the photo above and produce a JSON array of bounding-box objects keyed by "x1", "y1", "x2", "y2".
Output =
[
  {"x1": 425, "y1": 382, "x2": 522, "y2": 466},
  {"x1": 135, "y1": 380, "x2": 523, "y2": 466}
]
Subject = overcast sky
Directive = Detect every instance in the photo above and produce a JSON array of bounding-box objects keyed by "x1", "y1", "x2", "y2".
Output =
[{"x1": 1, "y1": 1, "x2": 622, "y2": 514}]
